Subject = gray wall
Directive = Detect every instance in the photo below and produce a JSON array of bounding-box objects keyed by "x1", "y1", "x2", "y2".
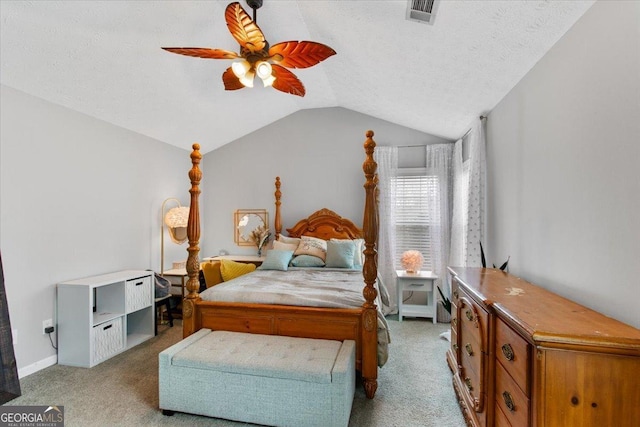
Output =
[
  {"x1": 0, "y1": 85, "x2": 191, "y2": 374},
  {"x1": 486, "y1": 0, "x2": 639, "y2": 328},
  {"x1": 201, "y1": 107, "x2": 451, "y2": 258}
]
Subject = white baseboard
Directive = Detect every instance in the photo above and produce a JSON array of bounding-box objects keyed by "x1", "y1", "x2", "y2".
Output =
[{"x1": 18, "y1": 355, "x2": 57, "y2": 378}]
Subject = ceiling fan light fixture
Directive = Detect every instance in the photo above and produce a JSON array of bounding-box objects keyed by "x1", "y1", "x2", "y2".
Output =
[
  {"x1": 261, "y1": 74, "x2": 275, "y2": 87},
  {"x1": 255, "y1": 61, "x2": 272, "y2": 79},
  {"x1": 231, "y1": 59, "x2": 251, "y2": 78},
  {"x1": 255, "y1": 60, "x2": 275, "y2": 86},
  {"x1": 239, "y1": 69, "x2": 255, "y2": 87}
]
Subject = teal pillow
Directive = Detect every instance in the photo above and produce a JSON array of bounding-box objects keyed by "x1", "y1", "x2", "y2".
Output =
[
  {"x1": 291, "y1": 254, "x2": 326, "y2": 267},
  {"x1": 259, "y1": 250, "x2": 294, "y2": 271},
  {"x1": 325, "y1": 239, "x2": 356, "y2": 268},
  {"x1": 332, "y1": 238, "x2": 364, "y2": 268}
]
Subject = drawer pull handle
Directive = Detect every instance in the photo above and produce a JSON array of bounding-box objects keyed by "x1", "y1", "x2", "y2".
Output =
[
  {"x1": 453, "y1": 290, "x2": 459, "y2": 299},
  {"x1": 135, "y1": 281, "x2": 143, "y2": 286},
  {"x1": 103, "y1": 324, "x2": 113, "y2": 331},
  {"x1": 501, "y1": 343, "x2": 515, "y2": 361},
  {"x1": 464, "y1": 377, "x2": 473, "y2": 391},
  {"x1": 452, "y1": 318, "x2": 457, "y2": 327},
  {"x1": 465, "y1": 343, "x2": 474, "y2": 356},
  {"x1": 502, "y1": 391, "x2": 516, "y2": 412},
  {"x1": 465, "y1": 310, "x2": 474, "y2": 321},
  {"x1": 453, "y1": 344, "x2": 458, "y2": 351}
]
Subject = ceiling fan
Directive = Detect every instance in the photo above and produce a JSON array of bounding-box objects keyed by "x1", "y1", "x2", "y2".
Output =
[{"x1": 162, "y1": 0, "x2": 336, "y2": 97}]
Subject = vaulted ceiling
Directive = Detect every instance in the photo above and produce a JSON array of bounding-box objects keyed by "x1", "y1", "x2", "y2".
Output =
[{"x1": 1, "y1": 1, "x2": 595, "y2": 153}]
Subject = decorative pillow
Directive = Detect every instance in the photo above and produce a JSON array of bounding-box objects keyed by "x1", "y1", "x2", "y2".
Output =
[
  {"x1": 259, "y1": 250, "x2": 294, "y2": 271},
  {"x1": 273, "y1": 240, "x2": 299, "y2": 252},
  {"x1": 278, "y1": 235, "x2": 301, "y2": 245},
  {"x1": 291, "y1": 254, "x2": 326, "y2": 268},
  {"x1": 353, "y1": 238, "x2": 365, "y2": 267},
  {"x1": 220, "y1": 259, "x2": 256, "y2": 281},
  {"x1": 200, "y1": 261, "x2": 223, "y2": 288},
  {"x1": 331, "y1": 238, "x2": 365, "y2": 267},
  {"x1": 325, "y1": 239, "x2": 356, "y2": 269},
  {"x1": 294, "y1": 236, "x2": 327, "y2": 261}
]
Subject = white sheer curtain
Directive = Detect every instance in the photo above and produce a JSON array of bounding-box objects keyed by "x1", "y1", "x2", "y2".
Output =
[
  {"x1": 449, "y1": 140, "x2": 465, "y2": 267},
  {"x1": 425, "y1": 144, "x2": 454, "y2": 321},
  {"x1": 466, "y1": 119, "x2": 487, "y2": 266},
  {"x1": 374, "y1": 146, "x2": 398, "y2": 315},
  {"x1": 450, "y1": 118, "x2": 488, "y2": 268}
]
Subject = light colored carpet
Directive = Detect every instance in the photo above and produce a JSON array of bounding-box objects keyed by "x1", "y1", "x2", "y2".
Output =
[{"x1": 4, "y1": 317, "x2": 465, "y2": 426}]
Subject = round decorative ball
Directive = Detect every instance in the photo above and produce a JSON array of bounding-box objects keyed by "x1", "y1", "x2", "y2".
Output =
[{"x1": 401, "y1": 250, "x2": 423, "y2": 273}]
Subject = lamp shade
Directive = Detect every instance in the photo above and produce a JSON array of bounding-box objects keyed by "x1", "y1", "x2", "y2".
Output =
[
  {"x1": 231, "y1": 59, "x2": 251, "y2": 78},
  {"x1": 401, "y1": 250, "x2": 424, "y2": 273},
  {"x1": 164, "y1": 206, "x2": 189, "y2": 228}
]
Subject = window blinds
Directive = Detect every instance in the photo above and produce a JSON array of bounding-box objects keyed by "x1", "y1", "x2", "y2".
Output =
[{"x1": 392, "y1": 174, "x2": 440, "y2": 270}]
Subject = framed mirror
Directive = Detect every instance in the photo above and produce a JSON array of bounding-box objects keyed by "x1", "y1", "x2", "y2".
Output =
[{"x1": 234, "y1": 209, "x2": 268, "y2": 246}]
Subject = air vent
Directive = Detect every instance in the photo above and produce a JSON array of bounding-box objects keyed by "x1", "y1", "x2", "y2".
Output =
[{"x1": 406, "y1": 0, "x2": 439, "y2": 25}]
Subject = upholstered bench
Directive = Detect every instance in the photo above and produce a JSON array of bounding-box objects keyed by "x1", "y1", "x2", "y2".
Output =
[{"x1": 159, "y1": 329, "x2": 356, "y2": 427}]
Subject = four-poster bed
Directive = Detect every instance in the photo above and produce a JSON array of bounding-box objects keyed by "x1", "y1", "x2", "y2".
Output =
[{"x1": 182, "y1": 130, "x2": 381, "y2": 399}]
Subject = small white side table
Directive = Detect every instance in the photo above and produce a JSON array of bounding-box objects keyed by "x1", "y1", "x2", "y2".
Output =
[
  {"x1": 396, "y1": 270, "x2": 438, "y2": 323},
  {"x1": 162, "y1": 268, "x2": 188, "y2": 298}
]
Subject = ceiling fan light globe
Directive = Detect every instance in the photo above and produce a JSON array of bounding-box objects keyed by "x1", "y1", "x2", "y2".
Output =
[
  {"x1": 239, "y1": 70, "x2": 255, "y2": 88},
  {"x1": 231, "y1": 60, "x2": 251, "y2": 78},
  {"x1": 261, "y1": 74, "x2": 276, "y2": 87},
  {"x1": 255, "y1": 61, "x2": 273, "y2": 79}
]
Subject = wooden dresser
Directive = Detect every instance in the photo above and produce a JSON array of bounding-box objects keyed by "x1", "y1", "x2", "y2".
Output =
[{"x1": 446, "y1": 267, "x2": 640, "y2": 427}]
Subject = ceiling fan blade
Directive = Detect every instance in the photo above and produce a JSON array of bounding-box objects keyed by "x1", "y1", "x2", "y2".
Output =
[
  {"x1": 271, "y1": 64, "x2": 305, "y2": 97},
  {"x1": 268, "y1": 41, "x2": 336, "y2": 69},
  {"x1": 222, "y1": 67, "x2": 245, "y2": 91},
  {"x1": 225, "y1": 2, "x2": 266, "y2": 53},
  {"x1": 162, "y1": 47, "x2": 239, "y2": 60}
]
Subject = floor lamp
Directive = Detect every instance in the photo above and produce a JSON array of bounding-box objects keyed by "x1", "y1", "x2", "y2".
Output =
[{"x1": 161, "y1": 198, "x2": 189, "y2": 274}]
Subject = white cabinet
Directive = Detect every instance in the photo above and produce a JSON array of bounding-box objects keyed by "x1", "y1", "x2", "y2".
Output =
[
  {"x1": 57, "y1": 270, "x2": 154, "y2": 367},
  {"x1": 396, "y1": 270, "x2": 438, "y2": 323}
]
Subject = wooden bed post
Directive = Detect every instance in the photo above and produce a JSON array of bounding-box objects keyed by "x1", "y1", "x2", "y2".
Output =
[
  {"x1": 183, "y1": 143, "x2": 202, "y2": 338},
  {"x1": 274, "y1": 177, "x2": 282, "y2": 240},
  {"x1": 361, "y1": 130, "x2": 379, "y2": 399}
]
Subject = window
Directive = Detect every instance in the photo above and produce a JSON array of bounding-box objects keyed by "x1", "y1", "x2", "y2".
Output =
[{"x1": 392, "y1": 168, "x2": 440, "y2": 270}]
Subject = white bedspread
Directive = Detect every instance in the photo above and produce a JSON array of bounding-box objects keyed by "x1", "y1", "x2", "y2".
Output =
[{"x1": 200, "y1": 268, "x2": 390, "y2": 367}]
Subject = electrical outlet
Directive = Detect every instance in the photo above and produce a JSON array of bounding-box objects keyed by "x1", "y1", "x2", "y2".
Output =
[{"x1": 43, "y1": 319, "x2": 53, "y2": 335}]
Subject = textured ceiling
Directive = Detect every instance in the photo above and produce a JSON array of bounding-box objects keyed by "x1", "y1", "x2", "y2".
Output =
[{"x1": 0, "y1": 1, "x2": 595, "y2": 153}]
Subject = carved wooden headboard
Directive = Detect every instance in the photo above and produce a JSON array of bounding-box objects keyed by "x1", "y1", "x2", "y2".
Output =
[{"x1": 285, "y1": 208, "x2": 363, "y2": 240}]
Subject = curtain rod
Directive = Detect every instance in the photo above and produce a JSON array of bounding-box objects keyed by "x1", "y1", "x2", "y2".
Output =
[{"x1": 460, "y1": 115, "x2": 487, "y2": 140}]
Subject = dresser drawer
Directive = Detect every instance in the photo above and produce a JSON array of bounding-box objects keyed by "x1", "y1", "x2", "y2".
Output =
[
  {"x1": 494, "y1": 402, "x2": 512, "y2": 427},
  {"x1": 450, "y1": 298, "x2": 459, "y2": 354},
  {"x1": 451, "y1": 278, "x2": 460, "y2": 303},
  {"x1": 399, "y1": 279, "x2": 433, "y2": 292},
  {"x1": 496, "y1": 318, "x2": 531, "y2": 396},
  {"x1": 450, "y1": 326, "x2": 459, "y2": 362},
  {"x1": 457, "y1": 291, "x2": 489, "y2": 351},
  {"x1": 459, "y1": 358, "x2": 485, "y2": 415},
  {"x1": 125, "y1": 275, "x2": 152, "y2": 313},
  {"x1": 495, "y1": 361, "x2": 530, "y2": 427},
  {"x1": 450, "y1": 299, "x2": 458, "y2": 329},
  {"x1": 460, "y1": 323, "x2": 483, "y2": 378}
]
